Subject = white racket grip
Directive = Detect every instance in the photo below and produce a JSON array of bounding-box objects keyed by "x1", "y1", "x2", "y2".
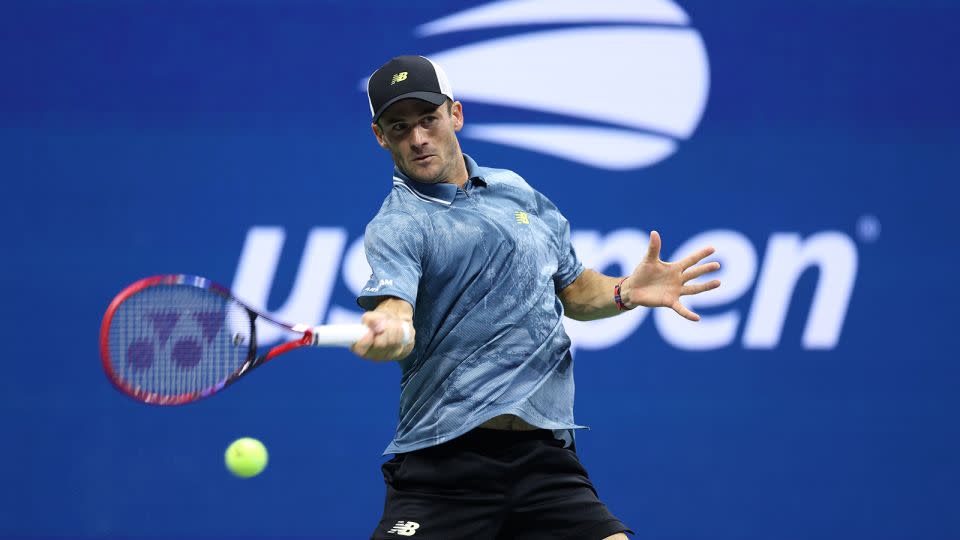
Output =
[{"x1": 308, "y1": 324, "x2": 370, "y2": 347}]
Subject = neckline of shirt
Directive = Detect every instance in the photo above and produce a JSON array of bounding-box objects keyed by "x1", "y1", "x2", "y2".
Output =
[{"x1": 392, "y1": 154, "x2": 488, "y2": 206}]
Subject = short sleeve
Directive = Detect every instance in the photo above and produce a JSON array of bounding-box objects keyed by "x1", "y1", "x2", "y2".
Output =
[
  {"x1": 553, "y1": 210, "x2": 584, "y2": 292},
  {"x1": 532, "y1": 188, "x2": 584, "y2": 292},
  {"x1": 357, "y1": 210, "x2": 425, "y2": 311}
]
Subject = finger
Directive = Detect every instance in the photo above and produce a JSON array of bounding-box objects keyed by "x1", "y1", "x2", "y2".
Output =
[
  {"x1": 384, "y1": 321, "x2": 403, "y2": 345},
  {"x1": 361, "y1": 311, "x2": 386, "y2": 331},
  {"x1": 683, "y1": 261, "x2": 721, "y2": 282},
  {"x1": 681, "y1": 279, "x2": 721, "y2": 296},
  {"x1": 673, "y1": 301, "x2": 701, "y2": 322},
  {"x1": 353, "y1": 328, "x2": 375, "y2": 349},
  {"x1": 363, "y1": 322, "x2": 406, "y2": 361},
  {"x1": 390, "y1": 343, "x2": 408, "y2": 360},
  {"x1": 350, "y1": 333, "x2": 373, "y2": 356},
  {"x1": 368, "y1": 347, "x2": 390, "y2": 362},
  {"x1": 372, "y1": 327, "x2": 408, "y2": 361},
  {"x1": 372, "y1": 316, "x2": 392, "y2": 335},
  {"x1": 645, "y1": 230, "x2": 662, "y2": 262},
  {"x1": 377, "y1": 338, "x2": 407, "y2": 361},
  {"x1": 366, "y1": 339, "x2": 393, "y2": 361},
  {"x1": 678, "y1": 246, "x2": 715, "y2": 270},
  {"x1": 372, "y1": 330, "x2": 394, "y2": 352}
]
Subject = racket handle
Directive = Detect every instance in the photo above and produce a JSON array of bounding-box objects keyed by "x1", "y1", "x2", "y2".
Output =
[
  {"x1": 307, "y1": 324, "x2": 370, "y2": 347},
  {"x1": 306, "y1": 322, "x2": 413, "y2": 347}
]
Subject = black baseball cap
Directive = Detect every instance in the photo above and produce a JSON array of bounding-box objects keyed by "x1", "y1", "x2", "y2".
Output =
[{"x1": 367, "y1": 55, "x2": 454, "y2": 123}]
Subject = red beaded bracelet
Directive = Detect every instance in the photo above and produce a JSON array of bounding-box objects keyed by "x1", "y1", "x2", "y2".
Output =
[{"x1": 614, "y1": 277, "x2": 632, "y2": 311}]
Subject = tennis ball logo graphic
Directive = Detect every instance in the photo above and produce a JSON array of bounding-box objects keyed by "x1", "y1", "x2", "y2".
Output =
[
  {"x1": 413, "y1": 0, "x2": 710, "y2": 170},
  {"x1": 225, "y1": 437, "x2": 269, "y2": 478}
]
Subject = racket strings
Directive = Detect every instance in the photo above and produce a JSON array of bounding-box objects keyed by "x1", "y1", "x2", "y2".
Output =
[{"x1": 106, "y1": 284, "x2": 254, "y2": 399}]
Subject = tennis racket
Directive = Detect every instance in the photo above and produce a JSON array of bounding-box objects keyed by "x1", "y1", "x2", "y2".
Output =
[{"x1": 99, "y1": 274, "x2": 371, "y2": 405}]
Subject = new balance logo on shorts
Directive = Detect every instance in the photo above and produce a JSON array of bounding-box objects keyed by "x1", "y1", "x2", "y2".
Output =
[{"x1": 387, "y1": 521, "x2": 420, "y2": 536}]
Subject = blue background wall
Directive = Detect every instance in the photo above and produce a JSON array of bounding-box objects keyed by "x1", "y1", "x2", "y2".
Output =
[{"x1": 1, "y1": 1, "x2": 958, "y2": 538}]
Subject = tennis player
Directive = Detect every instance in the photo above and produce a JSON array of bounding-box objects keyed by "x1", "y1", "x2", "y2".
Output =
[{"x1": 353, "y1": 56, "x2": 721, "y2": 540}]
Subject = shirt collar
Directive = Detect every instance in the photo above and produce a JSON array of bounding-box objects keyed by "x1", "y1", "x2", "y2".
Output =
[
  {"x1": 392, "y1": 154, "x2": 487, "y2": 206},
  {"x1": 464, "y1": 154, "x2": 487, "y2": 186}
]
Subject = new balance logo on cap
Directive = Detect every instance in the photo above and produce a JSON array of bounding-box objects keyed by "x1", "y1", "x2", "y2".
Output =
[
  {"x1": 386, "y1": 520, "x2": 420, "y2": 536},
  {"x1": 367, "y1": 56, "x2": 453, "y2": 122}
]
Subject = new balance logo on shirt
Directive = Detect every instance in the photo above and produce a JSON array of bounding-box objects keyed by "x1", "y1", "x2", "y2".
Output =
[{"x1": 387, "y1": 521, "x2": 420, "y2": 536}]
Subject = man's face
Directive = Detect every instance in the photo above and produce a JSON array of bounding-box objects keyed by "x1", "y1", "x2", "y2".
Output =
[{"x1": 372, "y1": 98, "x2": 464, "y2": 184}]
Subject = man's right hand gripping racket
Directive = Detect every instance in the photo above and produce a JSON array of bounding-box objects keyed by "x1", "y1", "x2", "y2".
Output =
[{"x1": 99, "y1": 274, "x2": 374, "y2": 405}]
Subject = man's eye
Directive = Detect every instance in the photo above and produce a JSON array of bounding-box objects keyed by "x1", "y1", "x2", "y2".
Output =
[
  {"x1": 422, "y1": 116, "x2": 436, "y2": 126},
  {"x1": 392, "y1": 123, "x2": 408, "y2": 132}
]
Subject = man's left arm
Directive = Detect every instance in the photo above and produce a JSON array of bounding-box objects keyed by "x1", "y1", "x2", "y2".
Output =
[{"x1": 558, "y1": 230, "x2": 721, "y2": 322}]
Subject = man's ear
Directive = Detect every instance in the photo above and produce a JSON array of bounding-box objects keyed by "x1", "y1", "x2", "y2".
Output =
[
  {"x1": 451, "y1": 101, "x2": 464, "y2": 132},
  {"x1": 372, "y1": 122, "x2": 389, "y2": 149}
]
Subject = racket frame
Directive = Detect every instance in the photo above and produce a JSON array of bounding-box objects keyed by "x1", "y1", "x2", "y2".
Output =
[{"x1": 99, "y1": 274, "x2": 342, "y2": 406}]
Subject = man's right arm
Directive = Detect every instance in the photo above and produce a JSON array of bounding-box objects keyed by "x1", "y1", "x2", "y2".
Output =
[
  {"x1": 354, "y1": 208, "x2": 424, "y2": 361},
  {"x1": 350, "y1": 296, "x2": 415, "y2": 362}
]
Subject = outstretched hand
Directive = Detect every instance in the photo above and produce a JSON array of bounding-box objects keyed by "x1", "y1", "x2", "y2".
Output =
[{"x1": 621, "y1": 231, "x2": 721, "y2": 321}]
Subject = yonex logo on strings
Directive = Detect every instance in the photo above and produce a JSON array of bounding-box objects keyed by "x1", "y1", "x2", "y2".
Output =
[
  {"x1": 125, "y1": 311, "x2": 224, "y2": 371},
  {"x1": 231, "y1": 226, "x2": 859, "y2": 352}
]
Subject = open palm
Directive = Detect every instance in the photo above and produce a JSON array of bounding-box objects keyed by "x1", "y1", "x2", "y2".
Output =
[{"x1": 624, "y1": 231, "x2": 721, "y2": 321}]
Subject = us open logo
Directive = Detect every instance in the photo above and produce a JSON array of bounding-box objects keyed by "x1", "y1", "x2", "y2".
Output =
[{"x1": 411, "y1": 0, "x2": 710, "y2": 170}]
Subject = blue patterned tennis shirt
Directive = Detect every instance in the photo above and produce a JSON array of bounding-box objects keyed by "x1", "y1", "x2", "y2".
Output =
[{"x1": 358, "y1": 154, "x2": 586, "y2": 454}]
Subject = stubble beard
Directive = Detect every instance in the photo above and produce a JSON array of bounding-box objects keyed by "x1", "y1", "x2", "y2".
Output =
[{"x1": 396, "y1": 144, "x2": 458, "y2": 185}]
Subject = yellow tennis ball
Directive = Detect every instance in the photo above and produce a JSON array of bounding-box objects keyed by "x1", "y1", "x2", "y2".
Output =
[{"x1": 224, "y1": 437, "x2": 268, "y2": 478}]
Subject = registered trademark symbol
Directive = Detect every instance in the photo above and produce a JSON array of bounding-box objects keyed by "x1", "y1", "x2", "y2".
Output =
[{"x1": 856, "y1": 214, "x2": 881, "y2": 243}]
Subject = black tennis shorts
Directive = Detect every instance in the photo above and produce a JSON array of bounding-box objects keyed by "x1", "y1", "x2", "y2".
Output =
[{"x1": 370, "y1": 428, "x2": 632, "y2": 539}]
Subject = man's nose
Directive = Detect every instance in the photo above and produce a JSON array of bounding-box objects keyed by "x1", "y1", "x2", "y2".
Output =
[{"x1": 410, "y1": 125, "x2": 429, "y2": 148}]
